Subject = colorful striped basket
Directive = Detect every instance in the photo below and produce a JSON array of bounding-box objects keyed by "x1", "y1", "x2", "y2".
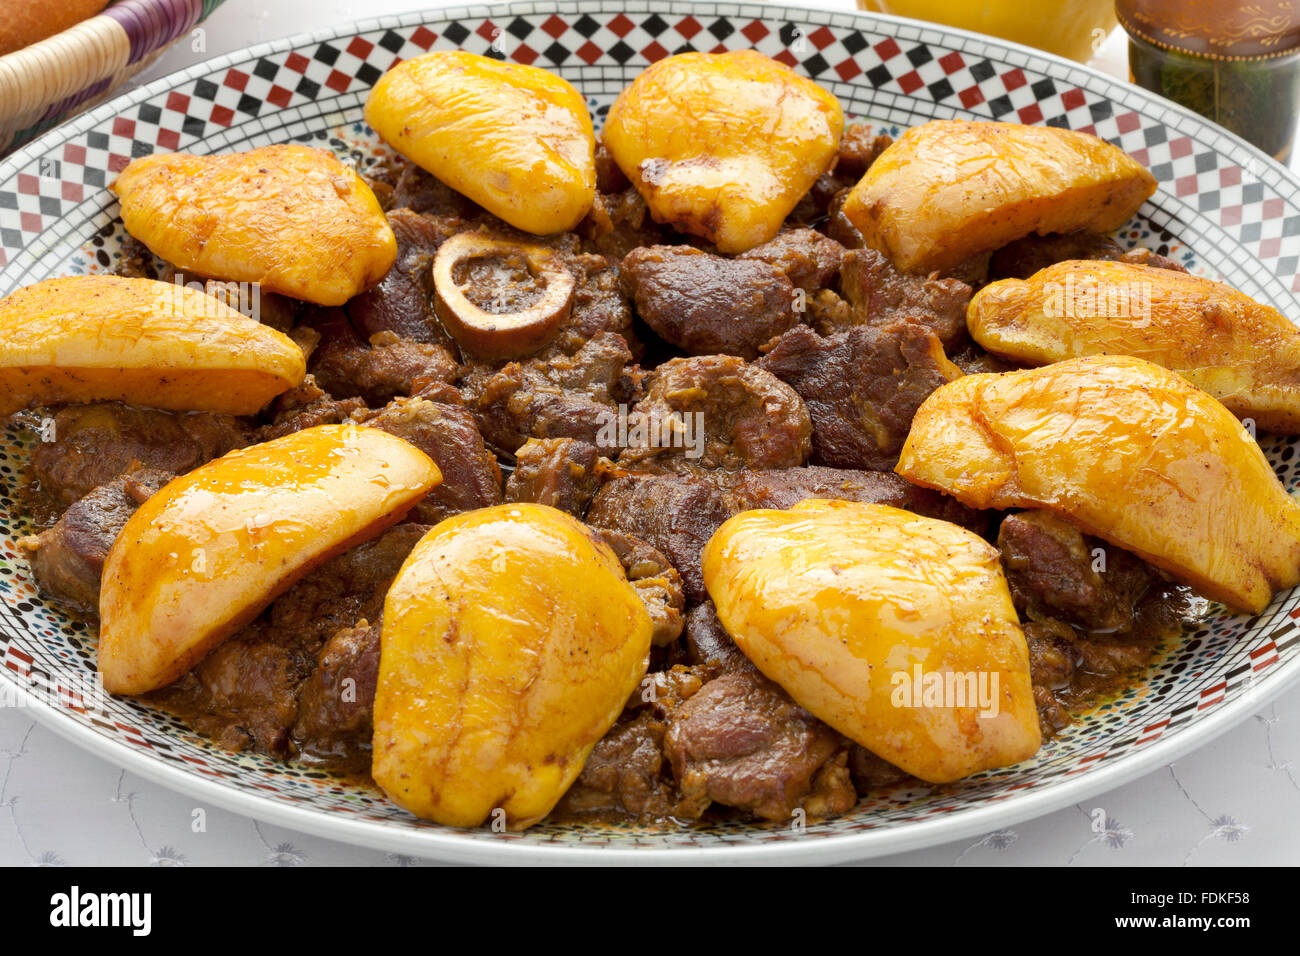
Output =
[{"x1": 0, "y1": 0, "x2": 228, "y2": 156}]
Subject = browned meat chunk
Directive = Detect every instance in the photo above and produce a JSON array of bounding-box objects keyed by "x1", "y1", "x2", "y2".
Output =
[
  {"x1": 21, "y1": 469, "x2": 172, "y2": 613},
  {"x1": 504, "y1": 438, "x2": 605, "y2": 517},
  {"x1": 31, "y1": 403, "x2": 249, "y2": 507},
  {"x1": 739, "y1": 228, "x2": 845, "y2": 293},
  {"x1": 362, "y1": 396, "x2": 502, "y2": 523},
  {"x1": 1023, "y1": 618, "x2": 1082, "y2": 691},
  {"x1": 258, "y1": 376, "x2": 366, "y2": 441},
  {"x1": 552, "y1": 711, "x2": 689, "y2": 819},
  {"x1": 664, "y1": 669, "x2": 855, "y2": 822},
  {"x1": 847, "y1": 745, "x2": 911, "y2": 792},
  {"x1": 308, "y1": 308, "x2": 459, "y2": 406},
  {"x1": 587, "y1": 472, "x2": 741, "y2": 601},
  {"x1": 553, "y1": 666, "x2": 713, "y2": 821},
  {"x1": 988, "y1": 233, "x2": 1189, "y2": 282},
  {"x1": 729, "y1": 466, "x2": 981, "y2": 532},
  {"x1": 589, "y1": 466, "x2": 979, "y2": 601},
  {"x1": 579, "y1": 185, "x2": 667, "y2": 263},
  {"x1": 824, "y1": 247, "x2": 973, "y2": 348},
  {"x1": 388, "y1": 161, "x2": 483, "y2": 218},
  {"x1": 788, "y1": 124, "x2": 894, "y2": 226},
  {"x1": 998, "y1": 511, "x2": 1182, "y2": 738},
  {"x1": 620, "y1": 245, "x2": 798, "y2": 359},
  {"x1": 201, "y1": 278, "x2": 297, "y2": 332},
  {"x1": 292, "y1": 621, "x2": 380, "y2": 771},
  {"x1": 113, "y1": 237, "x2": 298, "y2": 332},
  {"x1": 347, "y1": 208, "x2": 464, "y2": 348},
  {"x1": 151, "y1": 524, "x2": 427, "y2": 757},
  {"x1": 554, "y1": 254, "x2": 640, "y2": 357},
  {"x1": 1118, "y1": 247, "x2": 1189, "y2": 273},
  {"x1": 801, "y1": 247, "x2": 971, "y2": 346},
  {"x1": 836, "y1": 123, "x2": 895, "y2": 181},
  {"x1": 594, "y1": 142, "x2": 629, "y2": 194},
  {"x1": 989, "y1": 231, "x2": 1124, "y2": 280},
  {"x1": 683, "y1": 601, "x2": 755, "y2": 674},
  {"x1": 825, "y1": 187, "x2": 865, "y2": 249},
  {"x1": 617, "y1": 355, "x2": 811, "y2": 472},
  {"x1": 590, "y1": 528, "x2": 685, "y2": 647},
  {"x1": 998, "y1": 510, "x2": 1159, "y2": 634},
  {"x1": 459, "y1": 331, "x2": 644, "y2": 457},
  {"x1": 758, "y1": 321, "x2": 959, "y2": 471}
]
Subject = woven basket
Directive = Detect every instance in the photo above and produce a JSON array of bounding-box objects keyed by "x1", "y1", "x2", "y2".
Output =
[{"x1": 0, "y1": 0, "x2": 228, "y2": 157}]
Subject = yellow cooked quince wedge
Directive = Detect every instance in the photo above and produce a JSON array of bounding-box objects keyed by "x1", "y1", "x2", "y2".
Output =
[
  {"x1": 702, "y1": 499, "x2": 1041, "y2": 784},
  {"x1": 111, "y1": 144, "x2": 397, "y2": 306},
  {"x1": 372, "y1": 504, "x2": 652, "y2": 829},
  {"x1": 896, "y1": 355, "x2": 1300, "y2": 614},
  {"x1": 0, "y1": 274, "x2": 305, "y2": 416},
  {"x1": 603, "y1": 50, "x2": 844, "y2": 253},
  {"x1": 365, "y1": 51, "x2": 596, "y2": 235},
  {"x1": 98, "y1": 424, "x2": 440, "y2": 695},
  {"x1": 843, "y1": 120, "x2": 1155, "y2": 273},
  {"x1": 967, "y1": 259, "x2": 1300, "y2": 433}
]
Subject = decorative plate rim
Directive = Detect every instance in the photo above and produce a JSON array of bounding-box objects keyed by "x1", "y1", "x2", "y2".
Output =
[{"x1": 2, "y1": 0, "x2": 1298, "y2": 864}]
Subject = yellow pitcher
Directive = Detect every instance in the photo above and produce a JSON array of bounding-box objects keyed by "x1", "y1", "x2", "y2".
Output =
[{"x1": 858, "y1": 0, "x2": 1117, "y2": 63}]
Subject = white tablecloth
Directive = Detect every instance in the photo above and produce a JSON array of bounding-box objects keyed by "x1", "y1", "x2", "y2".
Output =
[{"x1": 3, "y1": 0, "x2": 1298, "y2": 866}]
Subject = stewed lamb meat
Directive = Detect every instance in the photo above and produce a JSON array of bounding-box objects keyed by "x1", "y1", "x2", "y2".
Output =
[
  {"x1": 817, "y1": 247, "x2": 973, "y2": 349},
  {"x1": 554, "y1": 253, "x2": 641, "y2": 357},
  {"x1": 663, "y1": 668, "x2": 856, "y2": 823},
  {"x1": 31, "y1": 403, "x2": 249, "y2": 507},
  {"x1": 738, "y1": 228, "x2": 846, "y2": 293},
  {"x1": 998, "y1": 510, "x2": 1161, "y2": 634},
  {"x1": 257, "y1": 376, "x2": 367, "y2": 441},
  {"x1": 292, "y1": 621, "x2": 381, "y2": 771},
  {"x1": 988, "y1": 232, "x2": 1190, "y2": 281},
  {"x1": 21, "y1": 468, "x2": 172, "y2": 613},
  {"x1": 683, "y1": 601, "x2": 755, "y2": 674},
  {"x1": 587, "y1": 472, "x2": 743, "y2": 601},
  {"x1": 361, "y1": 396, "x2": 503, "y2": 523},
  {"x1": 619, "y1": 245, "x2": 799, "y2": 359},
  {"x1": 459, "y1": 330, "x2": 645, "y2": 457},
  {"x1": 590, "y1": 528, "x2": 686, "y2": 647},
  {"x1": 579, "y1": 184, "x2": 669, "y2": 263},
  {"x1": 505, "y1": 438, "x2": 607, "y2": 517},
  {"x1": 996, "y1": 510, "x2": 1196, "y2": 736},
  {"x1": 346, "y1": 207, "x2": 466, "y2": 348},
  {"x1": 307, "y1": 307, "x2": 460, "y2": 406},
  {"x1": 989, "y1": 231, "x2": 1126, "y2": 281},
  {"x1": 757, "y1": 320, "x2": 960, "y2": 471},
  {"x1": 552, "y1": 665, "x2": 714, "y2": 821},
  {"x1": 588, "y1": 466, "x2": 981, "y2": 601},
  {"x1": 617, "y1": 355, "x2": 812, "y2": 472}
]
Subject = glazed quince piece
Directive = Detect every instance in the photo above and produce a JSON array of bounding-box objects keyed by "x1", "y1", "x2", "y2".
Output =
[
  {"x1": 98, "y1": 424, "x2": 440, "y2": 695},
  {"x1": 968, "y1": 259, "x2": 1300, "y2": 433},
  {"x1": 365, "y1": 51, "x2": 596, "y2": 235},
  {"x1": 896, "y1": 355, "x2": 1300, "y2": 614},
  {"x1": 702, "y1": 499, "x2": 1040, "y2": 784},
  {"x1": 111, "y1": 144, "x2": 397, "y2": 306},
  {"x1": 842, "y1": 120, "x2": 1156, "y2": 274},
  {"x1": 603, "y1": 50, "x2": 844, "y2": 253},
  {"x1": 372, "y1": 504, "x2": 652, "y2": 830},
  {"x1": 0, "y1": 275, "x2": 305, "y2": 416}
]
